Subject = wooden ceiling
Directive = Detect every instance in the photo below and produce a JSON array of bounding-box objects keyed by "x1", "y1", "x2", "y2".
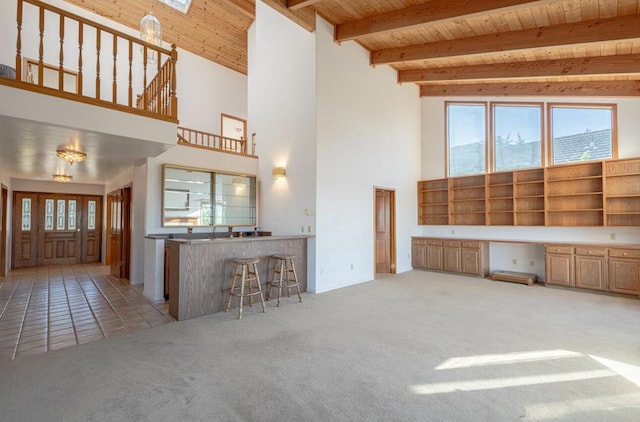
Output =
[{"x1": 66, "y1": 0, "x2": 640, "y2": 96}]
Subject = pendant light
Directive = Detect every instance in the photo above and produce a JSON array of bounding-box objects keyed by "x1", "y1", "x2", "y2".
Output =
[{"x1": 140, "y1": 0, "x2": 162, "y2": 63}]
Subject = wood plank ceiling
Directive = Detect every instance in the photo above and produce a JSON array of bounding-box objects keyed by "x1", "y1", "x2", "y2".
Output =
[{"x1": 66, "y1": 0, "x2": 640, "y2": 96}]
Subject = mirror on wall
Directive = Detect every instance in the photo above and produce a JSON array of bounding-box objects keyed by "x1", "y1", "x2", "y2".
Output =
[{"x1": 162, "y1": 165, "x2": 256, "y2": 227}]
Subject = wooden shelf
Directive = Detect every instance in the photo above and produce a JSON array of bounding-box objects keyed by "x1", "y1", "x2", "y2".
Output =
[{"x1": 418, "y1": 158, "x2": 639, "y2": 227}]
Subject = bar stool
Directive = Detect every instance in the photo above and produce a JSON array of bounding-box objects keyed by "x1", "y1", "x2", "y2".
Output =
[
  {"x1": 225, "y1": 258, "x2": 266, "y2": 319},
  {"x1": 267, "y1": 254, "x2": 302, "y2": 306}
]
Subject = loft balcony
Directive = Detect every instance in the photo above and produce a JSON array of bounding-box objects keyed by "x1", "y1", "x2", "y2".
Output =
[{"x1": 0, "y1": 0, "x2": 179, "y2": 184}]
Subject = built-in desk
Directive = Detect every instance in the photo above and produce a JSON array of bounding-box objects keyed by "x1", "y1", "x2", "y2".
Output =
[{"x1": 165, "y1": 235, "x2": 309, "y2": 321}]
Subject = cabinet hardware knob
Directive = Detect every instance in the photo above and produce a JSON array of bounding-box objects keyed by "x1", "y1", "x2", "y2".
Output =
[
  {"x1": 588, "y1": 251, "x2": 592, "y2": 254},
  {"x1": 623, "y1": 252, "x2": 628, "y2": 256}
]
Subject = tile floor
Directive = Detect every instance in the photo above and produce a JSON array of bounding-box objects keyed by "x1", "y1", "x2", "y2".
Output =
[{"x1": 0, "y1": 264, "x2": 173, "y2": 360}]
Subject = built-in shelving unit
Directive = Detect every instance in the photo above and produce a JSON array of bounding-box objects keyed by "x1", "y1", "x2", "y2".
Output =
[
  {"x1": 605, "y1": 158, "x2": 640, "y2": 226},
  {"x1": 417, "y1": 157, "x2": 640, "y2": 227},
  {"x1": 544, "y1": 161, "x2": 603, "y2": 226},
  {"x1": 514, "y1": 168, "x2": 545, "y2": 226},
  {"x1": 486, "y1": 172, "x2": 514, "y2": 226},
  {"x1": 450, "y1": 175, "x2": 485, "y2": 225},
  {"x1": 418, "y1": 179, "x2": 449, "y2": 225}
]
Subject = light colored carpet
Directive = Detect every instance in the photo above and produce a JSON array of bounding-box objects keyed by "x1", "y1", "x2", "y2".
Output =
[{"x1": 1, "y1": 270, "x2": 640, "y2": 421}]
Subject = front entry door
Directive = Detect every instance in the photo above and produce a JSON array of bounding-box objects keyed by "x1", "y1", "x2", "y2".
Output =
[
  {"x1": 38, "y1": 195, "x2": 81, "y2": 266},
  {"x1": 12, "y1": 192, "x2": 102, "y2": 268}
]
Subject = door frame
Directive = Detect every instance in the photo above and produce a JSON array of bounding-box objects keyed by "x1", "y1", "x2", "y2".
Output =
[
  {"x1": 373, "y1": 186, "x2": 396, "y2": 275},
  {"x1": 0, "y1": 184, "x2": 7, "y2": 276}
]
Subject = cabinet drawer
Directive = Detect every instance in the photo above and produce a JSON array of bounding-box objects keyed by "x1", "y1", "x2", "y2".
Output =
[
  {"x1": 426, "y1": 239, "x2": 443, "y2": 246},
  {"x1": 575, "y1": 247, "x2": 606, "y2": 257},
  {"x1": 609, "y1": 248, "x2": 640, "y2": 259},
  {"x1": 462, "y1": 241, "x2": 480, "y2": 249},
  {"x1": 545, "y1": 245, "x2": 574, "y2": 254},
  {"x1": 444, "y1": 240, "x2": 461, "y2": 247},
  {"x1": 412, "y1": 238, "x2": 427, "y2": 245}
]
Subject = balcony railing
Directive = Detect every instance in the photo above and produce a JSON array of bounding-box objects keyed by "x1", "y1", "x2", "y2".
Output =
[
  {"x1": 178, "y1": 127, "x2": 255, "y2": 156},
  {"x1": 2, "y1": 0, "x2": 177, "y2": 122}
]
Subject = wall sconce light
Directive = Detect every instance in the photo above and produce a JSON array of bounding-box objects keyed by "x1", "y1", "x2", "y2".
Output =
[
  {"x1": 56, "y1": 148, "x2": 86, "y2": 165},
  {"x1": 52, "y1": 174, "x2": 73, "y2": 183},
  {"x1": 272, "y1": 166, "x2": 286, "y2": 178}
]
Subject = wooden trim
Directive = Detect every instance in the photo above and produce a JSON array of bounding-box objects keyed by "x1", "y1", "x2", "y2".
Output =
[
  {"x1": 372, "y1": 14, "x2": 640, "y2": 65},
  {"x1": 261, "y1": 0, "x2": 316, "y2": 32},
  {"x1": 419, "y1": 81, "x2": 640, "y2": 97},
  {"x1": 399, "y1": 54, "x2": 640, "y2": 83},
  {"x1": 287, "y1": 0, "x2": 323, "y2": 10},
  {"x1": 336, "y1": 0, "x2": 546, "y2": 42}
]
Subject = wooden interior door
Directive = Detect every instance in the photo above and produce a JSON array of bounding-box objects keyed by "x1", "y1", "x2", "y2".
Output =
[
  {"x1": 0, "y1": 185, "x2": 8, "y2": 275},
  {"x1": 375, "y1": 188, "x2": 396, "y2": 274},
  {"x1": 12, "y1": 192, "x2": 38, "y2": 268},
  {"x1": 38, "y1": 194, "x2": 82, "y2": 266},
  {"x1": 82, "y1": 196, "x2": 102, "y2": 263},
  {"x1": 121, "y1": 187, "x2": 132, "y2": 280},
  {"x1": 109, "y1": 190, "x2": 123, "y2": 278}
]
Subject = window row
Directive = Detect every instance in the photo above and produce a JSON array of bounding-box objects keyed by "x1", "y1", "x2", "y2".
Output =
[{"x1": 446, "y1": 102, "x2": 617, "y2": 177}]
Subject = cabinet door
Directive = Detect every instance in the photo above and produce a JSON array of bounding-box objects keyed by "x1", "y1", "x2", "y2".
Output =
[
  {"x1": 545, "y1": 253, "x2": 574, "y2": 286},
  {"x1": 426, "y1": 244, "x2": 443, "y2": 270},
  {"x1": 461, "y1": 248, "x2": 481, "y2": 275},
  {"x1": 443, "y1": 246, "x2": 461, "y2": 272},
  {"x1": 608, "y1": 258, "x2": 640, "y2": 295},
  {"x1": 411, "y1": 242, "x2": 427, "y2": 269},
  {"x1": 575, "y1": 255, "x2": 607, "y2": 291}
]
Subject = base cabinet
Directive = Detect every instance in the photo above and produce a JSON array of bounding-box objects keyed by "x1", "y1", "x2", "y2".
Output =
[
  {"x1": 545, "y1": 245, "x2": 640, "y2": 296},
  {"x1": 426, "y1": 239, "x2": 443, "y2": 270},
  {"x1": 545, "y1": 247, "x2": 574, "y2": 287},
  {"x1": 411, "y1": 238, "x2": 427, "y2": 268},
  {"x1": 609, "y1": 258, "x2": 640, "y2": 295},
  {"x1": 412, "y1": 237, "x2": 488, "y2": 277}
]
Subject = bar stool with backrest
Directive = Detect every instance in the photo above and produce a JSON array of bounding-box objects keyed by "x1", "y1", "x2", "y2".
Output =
[
  {"x1": 225, "y1": 258, "x2": 266, "y2": 319},
  {"x1": 267, "y1": 254, "x2": 302, "y2": 306}
]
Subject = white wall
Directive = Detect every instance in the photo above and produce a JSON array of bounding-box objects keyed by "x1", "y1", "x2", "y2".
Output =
[
  {"x1": 421, "y1": 96, "x2": 640, "y2": 275},
  {"x1": 248, "y1": 2, "x2": 317, "y2": 238},
  {"x1": 315, "y1": 17, "x2": 422, "y2": 293},
  {"x1": 177, "y1": 52, "x2": 247, "y2": 134}
]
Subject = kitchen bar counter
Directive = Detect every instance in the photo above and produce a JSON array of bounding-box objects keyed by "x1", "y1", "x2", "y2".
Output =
[{"x1": 165, "y1": 235, "x2": 309, "y2": 321}]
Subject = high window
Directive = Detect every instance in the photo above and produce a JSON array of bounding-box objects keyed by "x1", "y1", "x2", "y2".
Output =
[
  {"x1": 446, "y1": 102, "x2": 486, "y2": 177},
  {"x1": 492, "y1": 103, "x2": 543, "y2": 172},
  {"x1": 157, "y1": 0, "x2": 192, "y2": 14},
  {"x1": 548, "y1": 104, "x2": 616, "y2": 165},
  {"x1": 445, "y1": 101, "x2": 617, "y2": 177}
]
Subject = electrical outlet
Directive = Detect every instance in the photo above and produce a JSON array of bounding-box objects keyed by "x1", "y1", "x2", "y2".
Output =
[
  {"x1": 512, "y1": 259, "x2": 517, "y2": 265},
  {"x1": 350, "y1": 263, "x2": 354, "y2": 270},
  {"x1": 308, "y1": 225, "x2": 311, "y2": 232},
  {"x1": 529, "y1": 260, "x2": 535, "y2": 267},
  {"x1": 610, "y1": 232, "x2": 616, "y2": 240},
  {"x1": 301, "y1": 225, "x2": 304, "y2": 233},
  {"x1": 451, "y1": 229, "x2": 455, "y2": 235}
]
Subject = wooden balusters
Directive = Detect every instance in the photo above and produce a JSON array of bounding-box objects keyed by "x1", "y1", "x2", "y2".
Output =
[
  {"x1": 96, "y1": 28, "x2": 101, "y2": 100},
  {"x1": 10, "y1": 0, "x2": 178, "y2": 122},
  {"x1": 112, "y1": 34, "x2": 117, "y2": 103},
  {"x1": 128, "y1": 40, "x2": 133, "y2": 107},
  {"x1": 38, "y1": 6, "x2": 44, "y2": 86},
  {"x1": 59, "y1": 14, "x2": 64, "y2": 91},
  {"x1": 78, "y1": 22, "x2": 83, "y2": 95},
  {"x1": 16, "y1": 0, "x2": 23, "y2": 80}
]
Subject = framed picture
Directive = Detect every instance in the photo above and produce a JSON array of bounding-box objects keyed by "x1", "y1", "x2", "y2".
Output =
[{"x1": 165, "y1": 188, "x2": 189, "y2": 210}]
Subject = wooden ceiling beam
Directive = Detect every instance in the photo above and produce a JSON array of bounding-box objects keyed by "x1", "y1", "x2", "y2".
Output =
[
  {"x1": 335, "y1": 0, "x2": 547, "y2": 42},
  {"x1": 220, "y1": 0, "x2": 255, "y2": 20},
  {"x1": 419, "y1": 81, "x2": 640, "y2": 97},
  {"x1": 287, "y1": 0, "x2": 323, "y2": 11},
  {"x1": 261, "y1": 0, "x2": 316, "y2": 32},
  {"x1": 400, "y1": 54, "x2": 640, "y2": 83},
  {"x1": 373, "y1": 14, "x2": 640, "y2": 65}
]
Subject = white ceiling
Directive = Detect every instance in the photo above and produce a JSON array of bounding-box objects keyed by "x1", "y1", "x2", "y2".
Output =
[{"x1": 0, "y1": 115, "x2": 174, "y2": 185}]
